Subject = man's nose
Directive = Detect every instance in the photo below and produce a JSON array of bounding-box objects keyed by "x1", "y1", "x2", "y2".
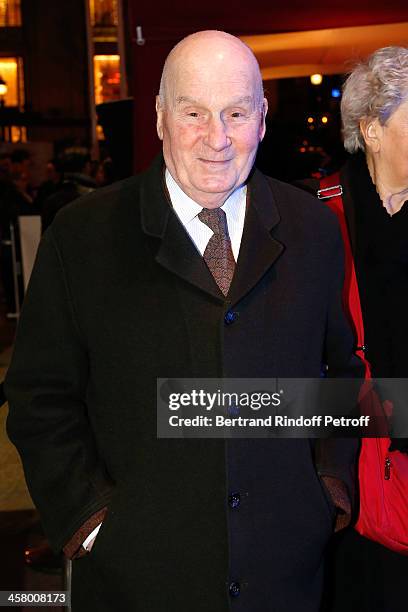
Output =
[{"x1": 204, "y1": 116, "x2": 231, "y2": 151}]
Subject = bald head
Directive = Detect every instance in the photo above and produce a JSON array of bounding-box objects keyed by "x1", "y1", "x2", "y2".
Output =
[
  {"x1": 159, "y1": 30, "x2": 264, "y2": 111},
  {"x1": 156, "y1": 30, "x2": 267, "y2": 208}
]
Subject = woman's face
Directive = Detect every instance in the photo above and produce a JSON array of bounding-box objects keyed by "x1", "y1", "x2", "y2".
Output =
[{"x1": 377, "y1": 98, "x2": 408, "y2": 188}]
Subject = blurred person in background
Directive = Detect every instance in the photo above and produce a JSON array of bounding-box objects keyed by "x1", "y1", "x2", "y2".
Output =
[
  {"x1": 0, "y1": 151, "x2": 37, "y2": 313},
  {"x1": 94, "y1": 157, "x2": 115, "y2": 187},
  {"x1": 10, "y1": 169, "x2": 35, "y2": 214},
  {"x1": 0, "y1": 153, "x2": 14, "y2": 312},
  {"x1": 34, "y1": 158, "x2": 63, "y2": 211},
  {"x1": 10, "y1": 149, "x2": 34, "y2": 200},
  {"x1": 41, "y1": 149, "x2": 96, "y2": 233},
  {"x1": 0, "y1": 152, "x2": 12, "y2": 180}
]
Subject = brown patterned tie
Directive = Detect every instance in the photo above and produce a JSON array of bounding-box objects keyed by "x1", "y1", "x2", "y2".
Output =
[{"x1": 198, "y1": 207, "x2": 236, "y2": 296}]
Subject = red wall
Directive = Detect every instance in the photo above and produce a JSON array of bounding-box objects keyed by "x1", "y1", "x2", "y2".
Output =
[{"x1": 128, "y1": 0, "x2": 408, "y2": 171}]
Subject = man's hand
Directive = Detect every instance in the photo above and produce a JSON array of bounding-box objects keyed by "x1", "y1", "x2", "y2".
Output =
[{"x1": 63, "y1": 510, "x2": 106, "y2": 559}]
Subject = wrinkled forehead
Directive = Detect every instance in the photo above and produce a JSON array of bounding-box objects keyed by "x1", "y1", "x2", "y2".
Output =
[{"x1": 166, "y1": 57, "x2": 262, "y2": 108}]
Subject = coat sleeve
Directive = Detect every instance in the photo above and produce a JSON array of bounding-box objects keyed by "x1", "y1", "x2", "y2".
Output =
[
  {"x1": 324, "y1": 224, "x2": 364, "y2": 379},
  {"x1": 315, "y1": 222, "x2": 365, "y2": 521},
  {"x1": 5, "y1": 228, "x2": 113, "y2": 553}
]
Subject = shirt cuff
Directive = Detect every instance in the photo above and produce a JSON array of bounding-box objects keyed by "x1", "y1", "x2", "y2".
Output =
[
  {"x1": 321, "y1": 475, "x2": 351, "y2": 531},
  {"x1": 63, "y1": 506, "x2": 107, "y2": 559},
  {"x1": 83, "y1": 523, "x2": 102, "y2": 550}
]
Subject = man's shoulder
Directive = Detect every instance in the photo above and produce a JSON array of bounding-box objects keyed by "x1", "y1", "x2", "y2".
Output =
[
  {"x1": 55, "y1": 174, "x2": 141, "y2": 220},
  {"x1": 260, "y1": 172, "x2": 340, "y2": 233},
  {"x1": 50, "y1": 174, "x2": 143, "y2": 239}
]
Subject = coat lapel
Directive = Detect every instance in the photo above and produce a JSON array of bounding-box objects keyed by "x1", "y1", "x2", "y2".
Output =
[
  {"x1": 227, "y1": 169, "x2": 284, "y2": 306},
  {"x1": 156, "y1": 212, "x2": 225, "y2": 300},
  {"x1": 140, "y1": 155, "x2": 224, "y2": 301},
  {"x1": 140, "y1": 156, "x2": 284, "y2": 304}
]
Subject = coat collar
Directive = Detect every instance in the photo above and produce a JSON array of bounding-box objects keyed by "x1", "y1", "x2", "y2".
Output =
[
  {"x1": 139, "y1": 154, "x2": 284, "y2": 305},
  {"x1": 340, "y1": 152, "x2": 378, "y2": 256},
  {"x1": 340, "y1": 162, "x2": 357, "y2": 256}
]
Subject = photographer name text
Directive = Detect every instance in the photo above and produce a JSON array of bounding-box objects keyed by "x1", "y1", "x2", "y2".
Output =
[{"x1": 168, "y1": 415, "x2": 370, "y2": 428}]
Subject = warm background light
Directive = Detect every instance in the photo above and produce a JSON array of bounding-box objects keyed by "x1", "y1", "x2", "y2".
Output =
[
  {"x1": 93, "y1": 54, "x2": 121, "y2": 105},
  {"x1": 0, "y1": 59, "x2": 20, "y2": 105},
  {"x1": 241, "y1": 22, "x2": 408, "y2": 80},
  {"x1": 310, "y1": 73, "x2": 323, "y2": 85},
  {"x1": 0, "y1": 57, "x2": 26, "y2": 142},
  {"x1": 0, "y1": 0, "x2": 21, "y2": 27},
  {"x1": 0, "y1": 79, "x2": 7, "y2": 97},
  {"x1": 89, "y1": 0, "x2": 118, "y2": 27}
]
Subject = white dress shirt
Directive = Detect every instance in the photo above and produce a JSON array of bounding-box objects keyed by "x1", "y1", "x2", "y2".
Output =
[
  {"x1": 165, "y1": 169, "x2": 247, "y2": 262},
  {"x1": 82, "y1": 168, "x2": 248, "y2": 552}
]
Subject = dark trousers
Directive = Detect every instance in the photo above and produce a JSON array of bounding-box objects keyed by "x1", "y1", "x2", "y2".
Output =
[{"x1": 324, "y1": 528, "x2": 408, "y2": 612}]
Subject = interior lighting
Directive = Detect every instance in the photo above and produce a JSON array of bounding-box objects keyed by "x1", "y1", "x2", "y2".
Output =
[
  {"x1": 307, "y1": 116, "x2": 314, "y2": 124},
  {"x1": 310, "y1": 73, "x2": 323, "y2": 86},
  {"x1": 331, "y1": 88, "x2": 341, "y2": 98},
  {"x1": 0, "y1": 75, "x2": 7, "y2": 97},
  {"x1": 321, "y1": 115, "x2": 328, "y2": 124}
]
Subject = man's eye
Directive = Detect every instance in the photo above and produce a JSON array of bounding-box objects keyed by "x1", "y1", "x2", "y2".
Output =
[
  {"x1": 231, "y1": 112, "x2": 242, "y2": 118},
  {"x1": 188, "y1": 112, "x2": 199, "y2": 117}
]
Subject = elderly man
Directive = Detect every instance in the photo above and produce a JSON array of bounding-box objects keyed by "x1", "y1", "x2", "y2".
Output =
[{"x1": 6, "y1": 31, "x2": 362, "y2": 611}]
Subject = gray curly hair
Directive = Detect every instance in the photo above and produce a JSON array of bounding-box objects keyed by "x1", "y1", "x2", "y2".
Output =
[{"x1": 341, "y1": 46, "x2": 408, "y2": 153}]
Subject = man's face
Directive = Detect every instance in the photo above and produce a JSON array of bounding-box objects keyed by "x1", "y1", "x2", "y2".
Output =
[{"x1": 156, "y1": 49, "x2": 267, "y2": 208}]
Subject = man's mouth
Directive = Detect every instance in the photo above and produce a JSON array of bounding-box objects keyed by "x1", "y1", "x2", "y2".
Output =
[{"x1": 198, "y1": 158, "x2": 232, "y2": 165}]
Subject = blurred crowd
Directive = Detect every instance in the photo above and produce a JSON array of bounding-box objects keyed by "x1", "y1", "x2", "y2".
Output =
[{"x1": 0, "y1": 147, "x2": 116, "y2": 313}]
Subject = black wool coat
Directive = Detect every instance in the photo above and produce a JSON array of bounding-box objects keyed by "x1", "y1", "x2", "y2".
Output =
[{"x1": 5, "y1": 156, "x2": 363, "y2": 612}]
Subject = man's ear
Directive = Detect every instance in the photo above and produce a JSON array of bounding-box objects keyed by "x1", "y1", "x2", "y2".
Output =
[
  {"x1": 360, "y1": 117, "x2": 382, "y2": 154},
  {"x1": 156, "y1": 95, "x2": 164, "y2": 141},
  {"x1": 259, "y1": 97, "x2": 268, "y2": 142}
]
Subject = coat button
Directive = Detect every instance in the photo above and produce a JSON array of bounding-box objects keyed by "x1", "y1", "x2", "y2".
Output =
[
  {"x1": 228, "y1": 492, "x2": 241, "y2": 509},
  {"x1": 227, "y1": 404, "x2": 239, "y2": 416},
  {"x1": 224, "y1": 310, "x2": 238, "y2": 325},
  {"x1": 229, "y1": 581, "x2": 241, "y2": 597}
]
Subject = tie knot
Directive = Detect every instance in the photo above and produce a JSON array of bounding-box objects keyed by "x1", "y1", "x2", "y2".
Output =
[{"x1": 198, "y1": 207, "x2": 228, "y2": 236}]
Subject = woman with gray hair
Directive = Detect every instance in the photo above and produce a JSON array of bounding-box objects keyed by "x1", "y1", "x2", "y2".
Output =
[
  {"x1": 327, "y1": 45, "x2": 408, "y2": 612},
  {"x1": 342, "y1": 45, "x2": 408, "y2": 214}
]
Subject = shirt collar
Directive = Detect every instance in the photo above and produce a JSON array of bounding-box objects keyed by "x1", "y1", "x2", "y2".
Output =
[
  {"x1": 165, "y1": 168, "x2": 247, "y2": 223},
  {"x1": 165, "y1": 169, "x2": 203, "y2": 225}
]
